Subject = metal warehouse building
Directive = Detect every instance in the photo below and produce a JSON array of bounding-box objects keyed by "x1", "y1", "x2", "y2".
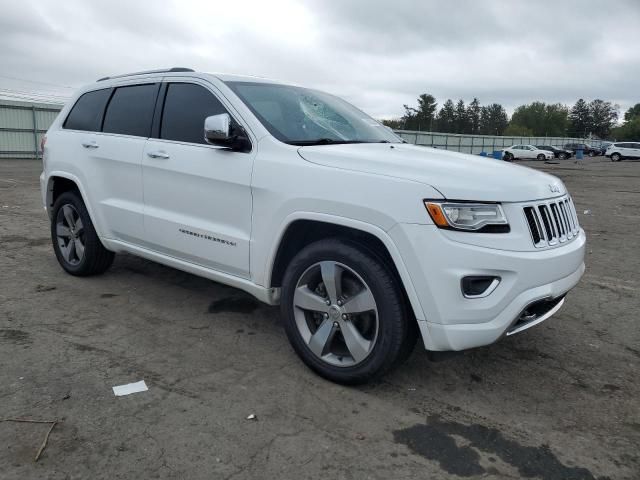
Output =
[{"x1": 0, "y1": 99, "x2": 63, "y2": 159}]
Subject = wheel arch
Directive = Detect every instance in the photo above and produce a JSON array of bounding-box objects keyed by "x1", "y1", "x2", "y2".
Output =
[
  {"x1": 266, "y1": 214, "x2": 426, "y2": 323},
  {"x1": 45, "y1": 173, "x2": 99, "y2": 233}
]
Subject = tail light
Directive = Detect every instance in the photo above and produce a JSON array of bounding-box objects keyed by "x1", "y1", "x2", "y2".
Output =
[{"x1": 40, "y1": 134, "x2": 47, "y2": 154}]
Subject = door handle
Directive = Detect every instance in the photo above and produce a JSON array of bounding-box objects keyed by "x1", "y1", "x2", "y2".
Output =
[
  {"x1": 81, "y1": 141, "x2": 99, "y2": 149},
  {"x1": 147, "y1": 151, "x2": 170, "y2": 159}
]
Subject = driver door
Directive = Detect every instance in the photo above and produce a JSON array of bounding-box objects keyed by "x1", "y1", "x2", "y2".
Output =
[
  {"x1": 523, "y1": 146, "x2": 535, "y2": 159},
  {"x1": 141, "y1": 81, "x2": 255, "y2": 278}
]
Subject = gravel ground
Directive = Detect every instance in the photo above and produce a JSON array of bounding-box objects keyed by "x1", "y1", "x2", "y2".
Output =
[{"x1": 0, "y1": 157, "x2": 638, "y2": 480}]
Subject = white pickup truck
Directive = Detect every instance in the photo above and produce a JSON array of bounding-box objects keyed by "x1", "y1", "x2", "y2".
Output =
[{"x1": 40, "y1": 68, "x2": 586, "y2": 384}]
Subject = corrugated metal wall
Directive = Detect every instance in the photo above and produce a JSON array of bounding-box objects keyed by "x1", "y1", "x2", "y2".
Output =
[
  {"x1": 0, "y1": 99, "x2": 600, "y2": 159},
  {"x1": 395, "y1": 130, "x2": 602, "y2": 154},
  {"x1": 0, "y1": 99, "x2": 63, "y2": 159}
]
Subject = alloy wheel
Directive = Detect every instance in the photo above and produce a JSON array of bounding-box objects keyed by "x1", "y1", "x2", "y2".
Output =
[
  {"x1": 292, "y1": 261, "x2": 379, "y2": 367},
  {"x1": 55, "y1": 204, "x2": 85, "y2": 265}
]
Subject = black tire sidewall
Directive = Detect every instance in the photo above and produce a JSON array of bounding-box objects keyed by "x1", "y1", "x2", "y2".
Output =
[
  {"x1": 280, "y1": 239, "x2": 408, "y2": 384},
  {"x1": 537, "y1": 154, "x2": 545, "y2": 161},
  {"x1": 51, "y1": 191, "x2": 102, "y2": 275}
]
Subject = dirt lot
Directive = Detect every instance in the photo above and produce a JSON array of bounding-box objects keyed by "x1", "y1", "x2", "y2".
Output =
[{"x1": 0, "y1": 157, "x2": 638, "y2": 479}]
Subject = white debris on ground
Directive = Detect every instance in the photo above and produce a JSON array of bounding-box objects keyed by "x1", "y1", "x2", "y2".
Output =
[{"x1": 112, "y1": 380, "x2": 148, "y2": 396}]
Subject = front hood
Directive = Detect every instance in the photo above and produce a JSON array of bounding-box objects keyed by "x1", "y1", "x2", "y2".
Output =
[{"x1": 298, "y1": 143, "x2": 566, "y2": 202}]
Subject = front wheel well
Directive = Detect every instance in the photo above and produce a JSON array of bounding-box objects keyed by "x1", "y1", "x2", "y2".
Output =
[{"x1": 269, "y1": 220, "x2": 414, "y2": 314}]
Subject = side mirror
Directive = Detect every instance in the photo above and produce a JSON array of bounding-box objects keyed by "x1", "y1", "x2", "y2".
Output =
[
  {"x1": 204, "y1": 113, "x2": 251, "y2": 152},
  {"x1": 204, "y1": 113, "x2": 232, "y2": 146}
]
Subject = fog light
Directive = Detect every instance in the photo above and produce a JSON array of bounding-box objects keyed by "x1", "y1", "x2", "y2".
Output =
[{"x1": 461, "y1": 276, "x2": 500, "y2": 298}]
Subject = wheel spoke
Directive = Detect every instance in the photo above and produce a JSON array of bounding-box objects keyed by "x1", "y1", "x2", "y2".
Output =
[
  {"x1": 62, "y1": 205, "x2": 76, "y2": 229},
  {"x1": 60, "y1": 241, "x2": 71, "y2": 261},
  {"x1": 294, "y1": 286, "x2": 329, "y2": 312},
  {"x1": 74, "y1": 238, "x2": 85, "y2": 260},
  {"x1": 343, "y1": 288, "x2": 376, "y2": 314},
  {"x1": 320, "y1": 261, "x2": 342, "y2": 304},
  {"x1": 75, "y1": 218, "x2": 84, "y2": 235},
  {"x1": 67, "y1": 237, "x2": 77, "y2": 262},
  {"x1": 56, "y1": 224, "x2": 71, "y2": 238},
  {"x1": 308, "y1": 319, "x2": 336, "y2": 357},
  {"x1": 340, "y1": 320, "x2": 371, "y2": 363}
]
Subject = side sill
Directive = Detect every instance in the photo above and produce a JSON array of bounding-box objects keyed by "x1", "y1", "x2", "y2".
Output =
[{"x1": 103, "y1": 238, "x2": 280, "y2": 305}]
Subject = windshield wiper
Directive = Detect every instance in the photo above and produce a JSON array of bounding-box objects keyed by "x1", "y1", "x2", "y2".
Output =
[{"x1": 290, "y1": 138, "x2": 367, "y2": 146}]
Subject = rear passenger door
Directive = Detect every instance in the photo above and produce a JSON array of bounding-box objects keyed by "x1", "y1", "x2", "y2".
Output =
[
  {"x1": 141, "y1": 80, "x2": 254, "y2": 278},
  {"x1": 90, "y1": 82, "x2": 159, "y2": 243},
  {"x1": 618, "y1": 143, "x2": 633, "y2": 158},
  {"x1": 60, "y1": 82, "x2": 158, "y2": 244}
]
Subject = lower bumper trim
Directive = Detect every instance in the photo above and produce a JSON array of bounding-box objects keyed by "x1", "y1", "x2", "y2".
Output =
[{"x1": 506, "y1": 296, "x2": 565, "y2": 336}]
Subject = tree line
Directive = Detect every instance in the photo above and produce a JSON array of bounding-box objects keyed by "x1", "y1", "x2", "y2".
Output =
[{"x1": 383, "y1": 93, "x2": 638, "y2": 140}]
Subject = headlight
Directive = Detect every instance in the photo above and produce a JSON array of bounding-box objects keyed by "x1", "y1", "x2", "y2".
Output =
[{"x1": 424, "y1": 201, "x2": 509, "y2": 232}]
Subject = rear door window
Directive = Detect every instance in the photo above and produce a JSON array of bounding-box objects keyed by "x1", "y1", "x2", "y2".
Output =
[
  {"x1": 63, "y1": 89, "x2": 112, "y2": 132},
  {"x1": 103, "y1": 84, "x2": 158, "y2": 137},
  {"x1": 160, "y1": 83, "x2": 228, "y2": 144}
]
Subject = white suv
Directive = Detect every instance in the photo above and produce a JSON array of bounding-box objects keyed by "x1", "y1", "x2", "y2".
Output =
[
  {"x1": 40, "y1": 68, "x2": 586, "y2": 384},
  {"x1": 503, "y1": 145, "x2": 555, "y2": 161},
  {"x1": 605, "y1": 142, "x2": 640, "y2": 161}
]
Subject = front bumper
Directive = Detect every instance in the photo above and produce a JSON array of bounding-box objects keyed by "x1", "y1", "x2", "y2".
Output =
[{"x1": 389, "y1": 223, "x2": 586, "y2": 351}]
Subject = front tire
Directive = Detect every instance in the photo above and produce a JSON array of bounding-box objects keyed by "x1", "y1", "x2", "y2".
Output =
[
  {"x1": 558, "y1": 153, "x2": 568, "y2": 160},
  {"x1": 588, "y1": 150, "x2": 595, "y2": 157},
  {"x1": 503, "y1": 152, "x2": 514, "y2": 161},
  {"x1": 537, "y1": 154, "x2": 546, "y2": 161},
  {"x1": 280, "y1": 239, "x2": 414, "y2": 384},
  {"x1": 51, "y1": 191, "x2": 115, "y2": 276}
]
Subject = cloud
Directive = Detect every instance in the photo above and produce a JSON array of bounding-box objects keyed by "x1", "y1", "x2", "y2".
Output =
[{"x1": 1, "y1": 0, "x2": 639, "y2": 117}]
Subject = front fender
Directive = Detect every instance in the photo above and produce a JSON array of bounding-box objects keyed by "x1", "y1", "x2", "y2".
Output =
[{"x1": 261, "y1": 211, "x2": 427, "y2": 323}]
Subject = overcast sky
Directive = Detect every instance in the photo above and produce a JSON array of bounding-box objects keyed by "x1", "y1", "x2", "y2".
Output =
[{"x1": 1, "y1": 0, "x2": 639, "y2": 118}]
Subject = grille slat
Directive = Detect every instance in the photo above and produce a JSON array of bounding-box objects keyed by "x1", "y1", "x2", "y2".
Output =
[
  {"x1": 523, "y1": 196, "x2": 580, "y2": 248},
  {"x1": 559, "y1": 202, "x2": 572, "y2": 239}
]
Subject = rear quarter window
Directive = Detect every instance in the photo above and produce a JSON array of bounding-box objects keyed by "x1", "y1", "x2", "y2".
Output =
[
  {"x1": 63, "y1": 89, "x2": 112, "y2": 132},
  {"x1": 103, "y1": 84, "x2": 158, "y2": 137}
]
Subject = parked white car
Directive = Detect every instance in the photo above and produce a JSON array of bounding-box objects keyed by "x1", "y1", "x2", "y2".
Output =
[
  {"x1": 40, "y1": 68, "x2": 586, "y2": 384},
  {"x1": 503, "y1": 145, "x2": 555, "y2": 161},
  {"x1": 605, "y1": 142, "x2": 640, "y2": 161}
]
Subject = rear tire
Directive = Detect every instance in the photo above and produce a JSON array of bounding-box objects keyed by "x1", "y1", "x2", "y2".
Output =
[
  {"x1": 280, "y1": 239, "x2": 414, "y2": 384},
  {"x1": 588, "y1": 150, "x2": 595, "y2": 157},
  {"x1": 558, "y1": 153, "x2": 568, "y2": 160},
  {"x1": 503, "y1": 152, "x2": 513, "y2": 161},
  {"x1": 611, "y1": 153, "x2": 621, "y2": 162},
  {"x1": 51, "y1": 191, "x2": 114, "y2": 276}
]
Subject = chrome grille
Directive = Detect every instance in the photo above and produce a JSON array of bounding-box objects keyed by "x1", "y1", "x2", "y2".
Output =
[{"x1": 523, "y1": 196, "x2": 579, "y2": 247}]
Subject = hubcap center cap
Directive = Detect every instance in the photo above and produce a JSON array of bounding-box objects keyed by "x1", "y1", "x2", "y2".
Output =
[{"x1": 329, "y1": 305, "x2": 341, "y2": 319}]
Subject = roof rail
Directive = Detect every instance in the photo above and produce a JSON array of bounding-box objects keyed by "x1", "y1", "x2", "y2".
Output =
[{"x1": 97, "y1": 67, "x2": 195, "y2": 82}]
